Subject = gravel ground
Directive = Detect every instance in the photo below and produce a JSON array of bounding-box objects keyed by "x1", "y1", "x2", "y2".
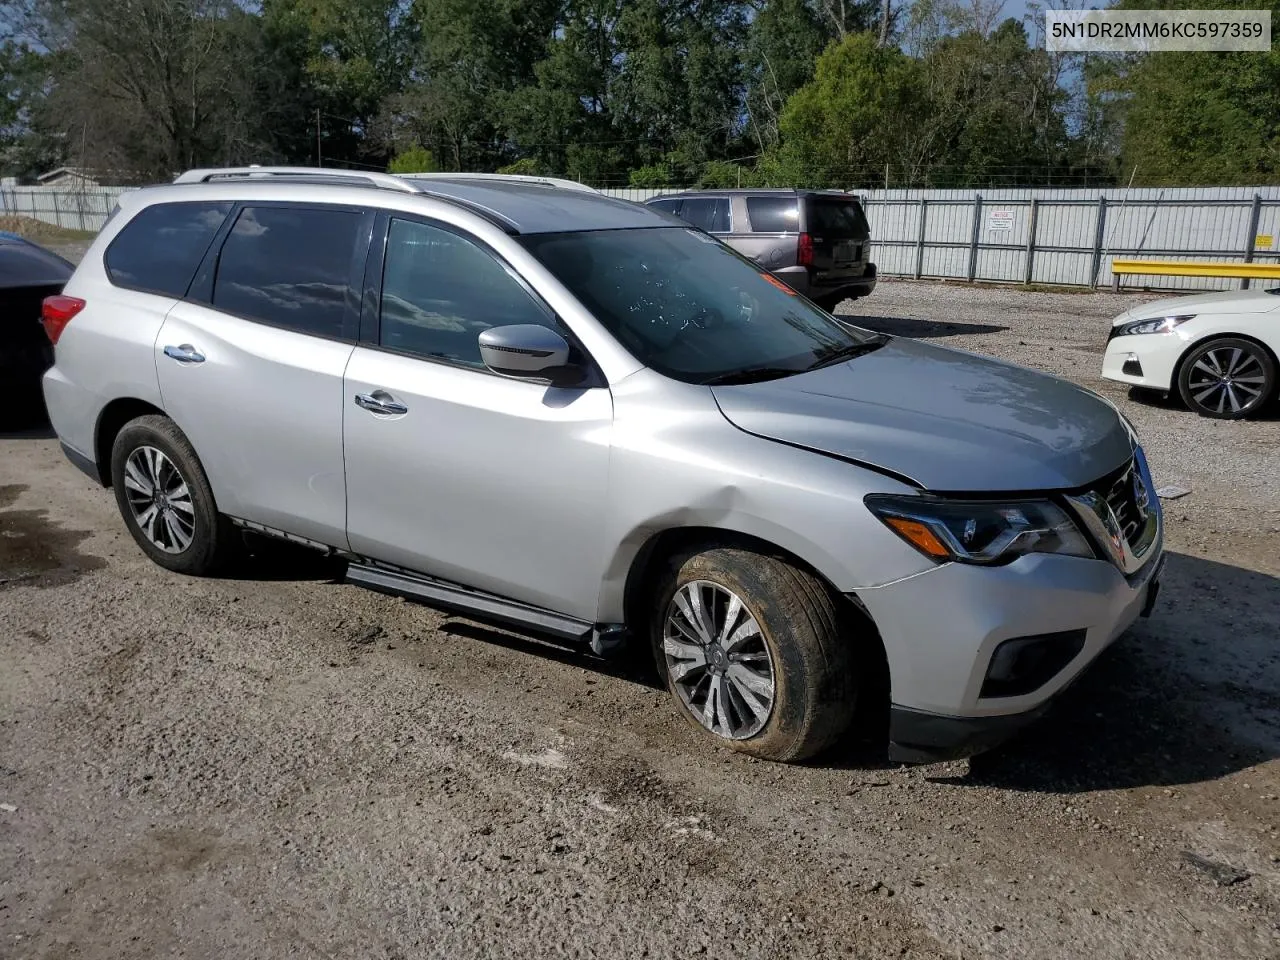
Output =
[{"x1": 2, "y1": 277, "x2": 1279, "y2": 959}]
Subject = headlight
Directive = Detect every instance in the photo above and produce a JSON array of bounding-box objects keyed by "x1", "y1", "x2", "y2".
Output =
[
  {"x1": 864, "y1": 495, "x2": 1094, "y2": 565},
  {"x1": 1112, "y1": 314, "x2": 1194, "y2": 338}
]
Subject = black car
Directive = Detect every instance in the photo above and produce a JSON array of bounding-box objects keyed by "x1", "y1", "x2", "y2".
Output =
[{"x1": 0, "y1": 232, "x2": 74, "y2": 424}]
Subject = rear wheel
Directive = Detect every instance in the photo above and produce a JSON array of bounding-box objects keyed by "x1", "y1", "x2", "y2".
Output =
[
  {"x1": 650, "y1": 546, "x2": 858, "y2": 763},
  {"x1": 110, "y1": 414, "x2": 236, "y2": 575},
  {"x1": 1177, "y1": 337, "x2": 1276, "y2": 419}
]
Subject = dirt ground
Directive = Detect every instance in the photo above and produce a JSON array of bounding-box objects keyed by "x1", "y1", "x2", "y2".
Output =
[{"x1": 2, "y1": 279, "x2": 1278, "y2": 959}]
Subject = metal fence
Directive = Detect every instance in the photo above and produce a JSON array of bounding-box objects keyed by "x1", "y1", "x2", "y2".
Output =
[
  {"x1": 0, "y1": 185, "x2": 132, "y2": 233},
  {"x1": 6, "y1": 182, "x2": 1280, "y2": 292},
  {"x1": 856, "y1": 186, "x2": 1280, "y2": 292},
  {"x1": 604, "y1": 185, "x2": 1280, "y2": 292}
]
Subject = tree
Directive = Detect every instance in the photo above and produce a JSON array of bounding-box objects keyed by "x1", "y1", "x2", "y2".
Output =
[
  {"x1": 743, "y1": 0, "x2": 828, "y2": 153},
  {"x1": 24, "y1": 0, "x2": 266, "y2": 180},
  {"x1": 261, "y1": 0, "x2": 415, "y2": 166},
  {"x1": 612, "y1": 0, "x2": 747, "y2": 175},
  {"x1": 777, "y1": 32, "x2": 928, "y2": 186},
  {"x1": 0, "y1": 40, "x2": 64, "y2": 180},
  {"x1": 1099, "y1": 0, "x2": 1280, "y2": 185},
  {"x1": 388, "y1": 145, "x2": 437, "y2": 173}
]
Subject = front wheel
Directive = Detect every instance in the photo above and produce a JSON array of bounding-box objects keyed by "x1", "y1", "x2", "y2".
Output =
[
  {"x1": 650, "y1": 547, "x2": 858, "y2": 763},
  {"x1": 110, "y1": 414, "x2": 237, "y2": 575},
  {"x1": 1177, "y1": 337, "x2": 1276, "y2": 419}
]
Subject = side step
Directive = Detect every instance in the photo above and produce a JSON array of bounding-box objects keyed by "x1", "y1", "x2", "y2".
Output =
[{"x1": 346, "y1": 562, "x2": 597, "y2": 645}]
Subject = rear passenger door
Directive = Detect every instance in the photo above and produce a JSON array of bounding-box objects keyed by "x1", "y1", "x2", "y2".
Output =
[{"x1": 156, "y1": 203, "x2": 373, "y2": 548}]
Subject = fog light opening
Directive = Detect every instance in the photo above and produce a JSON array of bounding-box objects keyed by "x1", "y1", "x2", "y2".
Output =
[
  {"x1": 980, "y1": 629, "x2": 1087, "y2": 699},
  {"x1": 1122, "y1": 354, "x2": 1144, "y2": 377}
]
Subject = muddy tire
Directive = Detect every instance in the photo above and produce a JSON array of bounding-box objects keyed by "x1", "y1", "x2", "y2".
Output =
[
  {"x1": 110, "y1": 414, "x2": 236, "y2": 576},
  {"x1": 650, "y1": 546, "x2": 858, "y2": 763}
]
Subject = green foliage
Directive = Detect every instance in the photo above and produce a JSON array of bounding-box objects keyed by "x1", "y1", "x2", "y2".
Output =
[
  {"x1": 779, "y1": 33, "x2": 926, "y2": 187},
  {"x1": 628, "y1": 162, "x2": 675, "y2": 187},
  {"x1": 497, "y1": 157, "x2": 552, "y2": 176},
  {"x1": 1098, "y1": 0, "x2": 1280, "y2": 185},
  {"x1": 2, "y1": 0, "x2": 1276, "y2": 187},
  {"x1": 388, "y1": 146, "x2": 438, "y2": 173},
  {"x1": 697, "y1": 160, "x2": 757, "y2": 188}
]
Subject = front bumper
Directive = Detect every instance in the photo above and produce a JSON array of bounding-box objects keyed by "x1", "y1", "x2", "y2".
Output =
[
  {"x1": 1101, "y1": 332, "x2": 1180, "y2": 391},
  {"x1": 857, "y1": 544, "x2": 1164, "y2": 763}
]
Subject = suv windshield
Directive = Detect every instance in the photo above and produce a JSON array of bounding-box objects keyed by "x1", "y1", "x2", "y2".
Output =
[{"x1": 521, "y1": 227, "x2": 881, "y2": 384}]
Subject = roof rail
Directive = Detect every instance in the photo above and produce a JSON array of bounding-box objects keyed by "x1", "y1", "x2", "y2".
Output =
[
  {"x1": 174, "y1": 166, "x2": 420, "y2": 194},
  {"x1": 398, "y1": 172, "x2": 600, "y2": 194}
]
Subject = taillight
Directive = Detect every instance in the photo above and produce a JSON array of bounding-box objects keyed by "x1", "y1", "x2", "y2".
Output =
[
  {"x1": 797, "y1": 232, "x2": 814, "y2": 267},
  {"x1": 41, "y1": 295, "x2": 86, "y2": 345}
]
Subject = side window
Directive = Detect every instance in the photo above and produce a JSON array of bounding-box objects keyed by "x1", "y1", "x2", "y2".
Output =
[
  {"x1": 105, "y1": 201, "x2": 233, "y2": 297},
  {"x1": 679, "y1": 197, "x2": 731, "y2": 233},
  {"x1": 746, "y1": 197, "x2": 799, "y2": 234},
  {"x1": 379, "y1": 218, "x2": 554, "y2": 368},
  {"x1": 648, "y1": 198, "x2": 680, "y2": 215},
  {"x1": 212, "y1": 206, "x2": 362, "y2": 339}
]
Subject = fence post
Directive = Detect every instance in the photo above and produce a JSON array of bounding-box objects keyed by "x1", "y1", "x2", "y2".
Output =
[
  {"x1": 967, "y1": 194, "x2": 982, "y2": 282},
  {"x1": 914, "y1": 198, "x2": 927, "y2": 279},
  {"x1": 1023, "y1": 199, "x2": 1039, "y2": 285},
  {"x1": 1089, "y1": 197, "x2": 1108, "y2": 288},
  {"x1": 51, "y1": 190, "x2": 61, "y2": 229},
  {"x1": 1241, "y1": 193, "x2": 1262, "y2": 291}
]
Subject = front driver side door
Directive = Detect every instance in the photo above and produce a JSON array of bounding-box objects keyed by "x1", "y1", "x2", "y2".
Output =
[{"x1": 342, "y1": 215, "x2": 613, "y2": 622}]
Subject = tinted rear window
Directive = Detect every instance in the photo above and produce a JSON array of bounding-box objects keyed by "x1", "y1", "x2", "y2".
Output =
[
  {"x1": 807, "y1": 198, "x2": 870, "y2": 237},
  {"x1": 212, "y1": 206, "x2": 362, "y2": 339},
  {"x1": 106, "y1": 201, "x2": 233, "y2": 297},
  {"x1": 679, "y1": 197, "x2": 731, "y2": 233},
  {"x1": 746, "y1": 197, "x2": 798, "y2": 233}
]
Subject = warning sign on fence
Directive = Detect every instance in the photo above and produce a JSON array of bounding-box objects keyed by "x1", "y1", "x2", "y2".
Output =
[
  {"x1": 987, "y1": 209, "x2": 1015, "y2": 232},
  {"x1": 1256, "y1": 234, "x2": 1274, "y2": 249}
]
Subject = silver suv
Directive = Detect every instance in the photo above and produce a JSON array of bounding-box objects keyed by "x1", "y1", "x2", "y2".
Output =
[
  {"x1": 42, "y1": 167, "x2": 1164, "y2": 764},
  {"x1": 645, "y1": 189, "x2": 877, "y2": 310}
]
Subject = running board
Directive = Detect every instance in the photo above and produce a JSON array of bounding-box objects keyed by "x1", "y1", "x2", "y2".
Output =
[{"x1": 345, "y1": 562, "x2": 596, "y2": 644}]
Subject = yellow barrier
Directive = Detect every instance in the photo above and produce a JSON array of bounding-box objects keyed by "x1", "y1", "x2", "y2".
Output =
[{"x1": 1111, "y1": 258, "x2": 1280, "y2": 291}]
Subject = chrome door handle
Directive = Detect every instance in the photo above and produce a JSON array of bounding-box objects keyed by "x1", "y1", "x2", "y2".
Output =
[
  {"x1": 354, "y1": 391, "x2": 408, "y2": 416},
  {"x1": 163, "y1": 344, "x2": 205, "y2": 364}
]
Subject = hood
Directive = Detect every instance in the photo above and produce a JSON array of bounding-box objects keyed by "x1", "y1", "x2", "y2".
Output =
[
  {"x1": 711, "y1": 337, "x2": 1134, "y2": 492},
  {"x1": 1114, "y1": 289, "x2": 1280, "y2": 325}
]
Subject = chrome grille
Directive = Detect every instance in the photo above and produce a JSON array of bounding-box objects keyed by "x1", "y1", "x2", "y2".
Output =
[
  {"x1": 1063, "y1": 451, "x2": 1160, "y2": 576},
  {"x1": 1103, "y1": 463, "x2": 1145, "y2": 547}
]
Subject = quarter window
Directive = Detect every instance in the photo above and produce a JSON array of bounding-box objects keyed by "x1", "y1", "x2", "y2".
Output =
[
  {"x1": 212, "y1": 206, "x2": 362, "y2": 338},
  {"x1": 378, "y1": 218, "x2": 554, "y2": 368},
  {"x1": 746, "y1": 197, "x2": 799, "y2": 234},
  {"x1": 105, "y1": 201, "x2": 233, "y2": 297}
]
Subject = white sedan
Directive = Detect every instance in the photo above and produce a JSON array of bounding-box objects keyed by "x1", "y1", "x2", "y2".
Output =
[{"x1": 1102, "y1": 288, "x2": 1279, "y2": 419}]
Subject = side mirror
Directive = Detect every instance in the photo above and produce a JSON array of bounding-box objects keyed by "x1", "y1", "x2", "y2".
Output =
[{"x1": 478, "y1": 324, "x2": 577, "y2": 382}]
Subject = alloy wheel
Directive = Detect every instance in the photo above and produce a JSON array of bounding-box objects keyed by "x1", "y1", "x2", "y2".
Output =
[
  {"x1": 122, "y1": 445, "x2": 196, "y2": 554},
  {"x1": 663, "y1": 580, "x2": 776, "y2": 740},
  {"x1": 1187, "y1": 344, "x2": 1269, "y2": 415}
]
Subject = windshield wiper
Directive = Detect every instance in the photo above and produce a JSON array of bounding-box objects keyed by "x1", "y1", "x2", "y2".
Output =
[
  {"x1": 700, "y1": 366, "x2": 802, "y2": 386},
  {"x1": 804, "y1": 336, "x2": 888, "y2": 372}
]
